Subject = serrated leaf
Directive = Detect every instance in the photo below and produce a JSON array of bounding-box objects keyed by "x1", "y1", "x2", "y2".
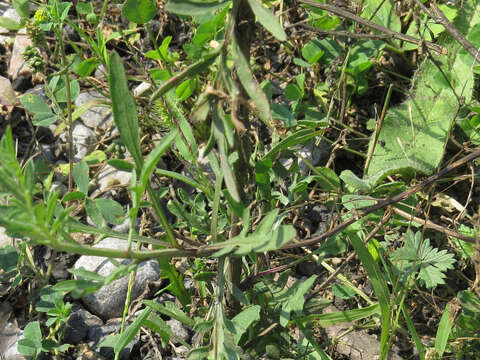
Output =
[
  {"x1": 278, "y1": 275, "x2": 317, "y2": 327},
  {"x1": 390, "y1": 230, "x2": 456, "y2": 289},
  {"x1": 213, "y1": 210, "x2": 296, "y2": 256},
  {"x1": 231, "y1": 305, "x2": 261, "y2": 343},
  {"x1": 246, "y1": 0, "x2": 286, "y2": 41}
]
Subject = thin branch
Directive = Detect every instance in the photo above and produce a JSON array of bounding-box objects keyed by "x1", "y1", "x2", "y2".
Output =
[
  {"x1": 298, "y1": 0, "x2": 446, "y2": 54},
  {"x1": 282, "y1": 146, "x2": 480, "y2": 250},
  {"x1": 413, "y1": 0, "x2": 480, "y2": 61}
]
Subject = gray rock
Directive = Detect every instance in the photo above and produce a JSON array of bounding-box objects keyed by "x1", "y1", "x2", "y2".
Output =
[
  {"x1": 74, "y1": 91, "x2": 113, "y2": 130},
  {"x1": 0, "y1": 1, "x2": 10, "y2": 15},
  {"x1": 72, "y1": 122, "x2": 97, "y2": 161},
  {"x1": 64, "y1": 305, "x2": 103, "y2": 344},
  {"x1": 50, "y1": 181, "x2": 67, "y2": 197},
  {"x1": 167, "y1": 319, "x2": 190, "y2": 344},
  {"x1": 323, "y1": 305, "x2": 403, "y2": 360},
  {"x1": 96, "y1": 164, "x2": 132, "y2": 193},
  {"x1": 298, "y1": 141, "x2": 329, "y2": 176},
  {"x1": 94, "y1": 64, "x2": 107, "y2": 81},
  {"x1": 92, "y1": 320, "x2": 135, "y2": 360},
  {"x1": 73, "y1": 237, "x2": 160, "y2": 319},
  {"x1": 279, "y1": 139, "x2": 329, "y2": 176},
  {"x1": 0, "y1": 301, "x2": 24, "y2": 360},
  {"x1": 173, "y1": 345, "x2": 189, "y2": 358}
]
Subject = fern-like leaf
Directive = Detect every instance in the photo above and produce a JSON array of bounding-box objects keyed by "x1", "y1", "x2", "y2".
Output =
[{"x1": 390, "y1": 230, "x2": 456, "y2": 289}]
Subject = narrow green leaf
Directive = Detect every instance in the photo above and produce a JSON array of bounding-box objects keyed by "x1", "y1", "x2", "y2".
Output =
[
  {"x1": 122, "y1": 0, "x2": 157, "y2": 24},
  {"x1": 401, "y1": 304, "x2": 425, "y2": 360},
  {"x1": 297, "y1": 303, "x2": 380, "y2": 326},
  {"x1": 232, "y1": 34, "x2": 271, "y2": 124},
  {"x1": 72, "y1": 160, "x2": 89, "y2": 195},
  {"x1": 108, "y1": 51, "x2": 143, "y2": 168},
  {"x1": 115, "y1": 307, "x2": 152, "y2": 355},
  {"x1": 144, "y1": 300, "x2": 195, "y2": 327},
  {"x1": 246, "y1": 0, "x2": 286, "y2": 41},
  {"x1": 140, "y1": 129, "x2": 178, "y2": 190},
  {"x1": 155, "y1": 168, "x2": 210, "y2": 196},
  {"x1": 434, "y1": 302, "x2": 453, "y2": 357},
  {"x1": 108, "y1": 159, "x2": 135, "y2": 172},
  {"x1": 263, "y1": 129, "x2": 322, "y2": 160},
  {"x1": 349, "y1": 234, "x2": 390, "y2": 359},
  {"x1": 166, "y1": 0, "x2": 230, "y2": 16}
]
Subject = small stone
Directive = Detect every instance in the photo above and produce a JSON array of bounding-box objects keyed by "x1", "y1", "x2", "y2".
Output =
[
  {"x1": 174, "y1": 345, "x2": 189, "y2": 357},
  {"x1": 8, "y1": 29, "x2": 32, "y2": 80},
  {"x1": 73, "y1": 237, "x2": 160, "y2": 319},
  {"x1": 90, "y1": 320, "x2": 136, "y2": 360},
  {"x1": 50, "y1": 181, "x2": 68, "y2": 197},
  {"x1": 96, "y1": 164, "x2": 132, "y2": 193},
  {"x1": 0, "y1": 76, "x2": 17, "y2": 106},
  {"x1": 94, "y1": 64, "x2": 107, "y2": 81},
  {"x1": 74, "y1": 91, "x2": 113, "y2": 130},
  {"x1": 64, "y1": 305, "x2": 103, "y2": 345},
  {"x1": 323, "y1": 305, "x2": 404, "y2": 360},
  {"x1": 167, "y1": 319, "x2": 190, "y2": 344},
  {"x1": 72, "y1": 122, "x2": 97, "y2": 161}
]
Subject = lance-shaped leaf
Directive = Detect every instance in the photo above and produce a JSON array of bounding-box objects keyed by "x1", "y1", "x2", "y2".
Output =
[
  {"x1": 166, "y1": 0, "x2": 230, "y2": 16},
  {"x1": 247, "y1": 0, "x2": 286, "y2": 41},
  {"x1": 232, "y1": 34, "x2": 272, "y2": 124},
  {"x1": 108, "y1": 51, "x2": 143, "y2": 169}
]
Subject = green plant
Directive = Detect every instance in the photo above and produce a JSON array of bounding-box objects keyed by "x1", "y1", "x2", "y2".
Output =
[{"x1": 3, "y1": 0, "x2": 480, "y2": 359}]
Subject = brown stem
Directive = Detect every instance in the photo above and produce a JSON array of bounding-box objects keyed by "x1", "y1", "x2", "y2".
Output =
[{"x1": 298, "y1": 0, "x2": 446, "y2": 54}]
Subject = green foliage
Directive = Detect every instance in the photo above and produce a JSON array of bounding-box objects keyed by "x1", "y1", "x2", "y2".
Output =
[
  {"x1": 367, "y1": 2, "x2": 480, "y2": 181},
  {"x1": 390, "y1": 230, "x2": 456, "y2": 289}
]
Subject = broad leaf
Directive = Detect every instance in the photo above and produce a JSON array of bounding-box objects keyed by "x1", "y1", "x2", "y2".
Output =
[
  {"x1": 367, "y1": 3, "x2": 480, "y2": 180},
  {"x1": 72, "y1": 160, "x2": 89, "y2": 195},
  {"x1": 122, "y1": 0, "x2": 157, "y2": 24}
]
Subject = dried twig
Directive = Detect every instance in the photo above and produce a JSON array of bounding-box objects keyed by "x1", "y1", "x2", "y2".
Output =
[
  {"x1": 298, "y1": 0, "x2": 447, "y2": 54},
  {"x1": 282, "y1": 146, "x2": 480, "y2": 250},
  {"x1": 412, "y1": 0, "x2": 480, "y2": 60}
]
